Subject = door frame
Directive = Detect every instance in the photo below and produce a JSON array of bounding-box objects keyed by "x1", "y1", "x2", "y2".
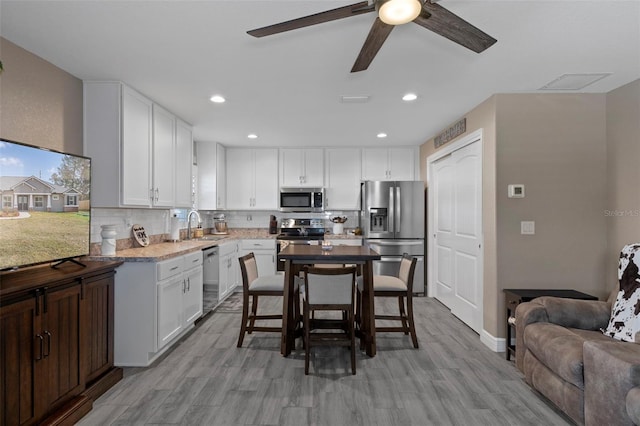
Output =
[{"x1": 426, "y1": 129, "x2": 484, "y2": 314}]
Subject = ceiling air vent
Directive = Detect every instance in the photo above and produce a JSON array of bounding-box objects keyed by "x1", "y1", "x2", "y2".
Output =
[
  {"x1": 340, "y1": 95, "x2": 371, "y2": 103},
  {"x1": 539, "y1": 73, "x2": 612, "y2": 91}
]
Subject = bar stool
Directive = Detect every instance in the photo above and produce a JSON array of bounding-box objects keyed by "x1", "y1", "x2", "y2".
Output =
[
  {"x1": 237, "y1": 252, "x2": 299, "y2": 348},
  {"x1": 302, "y1": 266, "x2": 357, "y2": 375},
  {"x1": 356, "y1": 253, "x2": 419, "y2": 348}
]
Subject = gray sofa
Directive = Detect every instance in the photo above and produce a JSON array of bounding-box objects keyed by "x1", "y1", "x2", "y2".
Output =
[{"x1": 515, "y1": 295, "x2": 640, "y2": 425}]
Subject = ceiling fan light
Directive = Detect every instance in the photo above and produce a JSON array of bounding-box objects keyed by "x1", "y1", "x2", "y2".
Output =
[{"x1": 378, "y1": 0, "x2": 422, "y2": 25}]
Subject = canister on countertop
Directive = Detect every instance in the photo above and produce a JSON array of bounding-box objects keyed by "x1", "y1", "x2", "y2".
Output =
[{"x1": 269, "y1": 215, "x2": 278, "y2": 234}]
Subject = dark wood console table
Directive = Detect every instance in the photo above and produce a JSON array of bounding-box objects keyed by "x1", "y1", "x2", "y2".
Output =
[
  {"x1": 1, "y1": 260, "x2": 123, "y2": 426},
  {"x1": 503, "y1": 288, "x2": 598, "y2": 361}
]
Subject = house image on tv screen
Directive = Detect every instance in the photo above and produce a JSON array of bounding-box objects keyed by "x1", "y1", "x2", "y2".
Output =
[{"x1": 1, "y1": 175, "x2": 81, "y2": 212}]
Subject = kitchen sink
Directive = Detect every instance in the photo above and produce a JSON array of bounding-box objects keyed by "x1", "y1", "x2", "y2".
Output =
[{"x1": 197, "y1": 235, "x2": 228, "y2": 241}]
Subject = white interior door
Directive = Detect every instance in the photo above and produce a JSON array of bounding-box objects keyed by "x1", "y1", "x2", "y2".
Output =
[{"x1": 430, "y1": 137, "x2": 483, "y2": 333}]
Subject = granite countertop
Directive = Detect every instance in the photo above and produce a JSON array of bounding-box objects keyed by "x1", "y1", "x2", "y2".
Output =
[{"x1": 87, "y1": 228, "x2": 361, "y2": 263}]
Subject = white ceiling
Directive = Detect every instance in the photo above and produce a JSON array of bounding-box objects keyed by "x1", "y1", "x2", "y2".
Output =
[{"x1": 1, "y1": 1, "x2": 639, "y2": 148}]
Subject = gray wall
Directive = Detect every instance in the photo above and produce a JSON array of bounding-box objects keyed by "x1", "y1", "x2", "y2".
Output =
[
  {"x1": 420, "y1": 90, "x2": 627, "y2": 338},
  {"x1": 0, "y1": 37, "x2": 83, "y2": 155},
  {"x1": 605, "y1": 79, "x2": 640, "y2": 281}
]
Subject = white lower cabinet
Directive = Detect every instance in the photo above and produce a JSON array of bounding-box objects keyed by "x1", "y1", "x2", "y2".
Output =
[
  {"x1": 218, "y1": 241, "x2": 240, "y2": 301},
  {"x1": 114, "y1": 251, "x2": 203, "y2": 366},
  {"x1": 240, "y1": 239, "x2": 276, "y2": 276}
]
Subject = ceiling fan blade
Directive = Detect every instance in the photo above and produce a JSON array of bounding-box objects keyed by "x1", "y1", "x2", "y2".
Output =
[
  {"x1": 414, "y1": 2, "x2": 497, "y2": 53},
  {"x1": 247, "y1": 2, "x2": 375, "y2": 38},
  {"x1": 351, "y1": 18, "x2": 395, "y2": 73}
]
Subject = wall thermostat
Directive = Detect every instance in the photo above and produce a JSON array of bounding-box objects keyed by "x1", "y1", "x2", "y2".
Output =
[{"x1": 508, "y1": 184, "x2": 525, "y2": 198}]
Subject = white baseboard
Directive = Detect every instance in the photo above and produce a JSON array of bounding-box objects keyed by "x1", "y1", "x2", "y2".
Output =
[{"x1": 481, "y1": 329, "x2": 506, "y2": 353}]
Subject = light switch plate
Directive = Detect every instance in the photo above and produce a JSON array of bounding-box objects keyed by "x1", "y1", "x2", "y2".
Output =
[
  {"x1": 521, "y1": 221, "x2": 535, "y2": 235},
  {"x1": 508, "y1": 184, "x2": 525, "y2": 198}
]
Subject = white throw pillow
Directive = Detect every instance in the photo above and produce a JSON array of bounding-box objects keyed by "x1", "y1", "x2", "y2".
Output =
[{"x1": 603, "y1": 243, "x2": 640, "y2": 342}]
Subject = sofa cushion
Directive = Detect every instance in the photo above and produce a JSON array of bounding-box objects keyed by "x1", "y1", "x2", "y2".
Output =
[
  {"x1": 524, "y1": 323, "x2": 590, "y2": 389},
  {"x1": 604, "y1": 243, "x2": 640, "y2": 342},
  {"x1": 583, "y1": 340, "x2": 640, "y2": 426},
  {"x1": 626, "y1": 387, "x2": 640, "y2": 425}
]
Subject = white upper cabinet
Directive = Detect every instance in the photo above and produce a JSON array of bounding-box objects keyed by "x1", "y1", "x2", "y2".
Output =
[
  {"x1": 197, "y1": 142, "x2": 225, "y2": 210},
  {"x1": 151, "y1": 104, "x2": 176, "y2": 207},
  {"x1": 226, "y1": 148, "x2": 278, "y2": 210},
  {"x1": 280, "y1": 148, "x2": 324, "y2": 187},
  {"x1": 325, "y1": 148, "x2": 362, "y2": 210},
  {"x1": 174, "y1": 119, "x2": 194, "y2": 208},
  {"x1": 120, "y1": 85, "x2": 153, "y2": 206},
  {"x1": 361, "y1": 147, "x2": 417, "y2": 181},
  {"x1": 84, "y1": 81, "x2": 192, "y2": 208}
]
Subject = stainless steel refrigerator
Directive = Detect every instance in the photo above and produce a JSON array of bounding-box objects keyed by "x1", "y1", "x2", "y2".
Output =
[{"x1": 361, "y1": 181, "x2": 425, "y2": 294}]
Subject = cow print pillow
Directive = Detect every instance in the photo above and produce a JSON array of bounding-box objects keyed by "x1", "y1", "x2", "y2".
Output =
[{"x1": 603, "y1": 243, "x2": 640, "y2": 342}]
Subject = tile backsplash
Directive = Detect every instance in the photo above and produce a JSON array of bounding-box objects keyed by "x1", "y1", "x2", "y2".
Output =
[{"x1": 91, "y1": 208, "x2": 360, "y2": 243}]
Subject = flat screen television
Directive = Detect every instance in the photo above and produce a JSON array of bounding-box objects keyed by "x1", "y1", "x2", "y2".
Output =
[{"x1": 0, "y1": 138, "x2": 91, "y2": 270}]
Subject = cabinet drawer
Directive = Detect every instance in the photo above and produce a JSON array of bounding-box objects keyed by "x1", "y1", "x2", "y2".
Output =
[
  {"x1": 183, "y1": 251, "x2": 203, "y2": 269},
  {"x1": 219, "y1": 242, "x2": 238, "y2": 257},
  {"x1": 157, "y1": 257, "x2": 183, "y2": 281},
  {"x1": 241, "y1": 239, "x2": 276, "y2": 250}
]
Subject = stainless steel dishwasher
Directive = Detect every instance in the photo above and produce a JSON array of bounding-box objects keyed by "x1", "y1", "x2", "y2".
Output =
[{"x1": 202, "y1": 246, "x2": 219, "y2": 314}]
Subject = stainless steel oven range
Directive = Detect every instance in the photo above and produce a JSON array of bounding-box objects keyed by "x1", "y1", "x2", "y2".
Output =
[{"x1": 275, "y1": 218, "x2": 325, "y2": 272}]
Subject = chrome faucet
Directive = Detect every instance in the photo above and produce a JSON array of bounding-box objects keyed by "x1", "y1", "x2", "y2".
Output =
[{"x1": 186, "y1": 209, "x2": 201, "y2": 240}]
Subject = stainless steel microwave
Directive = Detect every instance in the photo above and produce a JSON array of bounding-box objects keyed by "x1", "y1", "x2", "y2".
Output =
[{"x1": 279, "y1": 188, "x2": 324, "y2": 212}]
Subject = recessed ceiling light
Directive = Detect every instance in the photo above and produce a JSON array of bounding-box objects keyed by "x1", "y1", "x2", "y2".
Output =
[
  {"x1": 210, "y1": 95, "x2": 225, "y2": 103},
  {"x1": 402, "y1": 93, "x2": 418, "y2": 101},
  {"x1": 247, "y1": 134, "x2": 258, "y2": 139},
  {"x1": 377, "y1": 133, "x2": 387, "y2": 138}
]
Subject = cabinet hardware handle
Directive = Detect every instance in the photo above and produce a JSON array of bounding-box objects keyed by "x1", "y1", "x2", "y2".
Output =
[
  {"x1": 44, "y1": 331, "x2": 52, "y2": 357},
  {"x1": 34, "y1": 288, "x2": 41, "y2": 316},
  {"x1": 170, "y1": 266, "x2": 179, "y2": 271},
  {"x1": 182, "y1": 280, "x2": 186, "y2": 293},
  {"x1": 35, "y1": 334, "x2": 44, "y2": 360},
  {"x1": 150, "y1": 188, "x2": 154, "y2": 201},
  {"x1": 42, "y1": 287, "x2": 49, "y2": 314},
  {"x1": 79, "y1": 277, "x2": 85, "y2": 300},
  {"x1": 155, "y1": 188, "x2": 159, "y2": 202}
]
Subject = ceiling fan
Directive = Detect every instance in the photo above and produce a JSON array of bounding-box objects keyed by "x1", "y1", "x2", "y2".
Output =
[{"x1": 247, "y1": 0, "x2": 497, "y2": 73}]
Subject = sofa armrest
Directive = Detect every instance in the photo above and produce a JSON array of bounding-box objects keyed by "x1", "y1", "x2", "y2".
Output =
[
  {"x1": 584, "y1": 340, "x2": 640, "y2": 426},
  {"x1": 626, "y1": 387, "x2": 640, "y2": 425},
  {"x1": 514, "y1": 297, "x2": 611, "y2": 371}
]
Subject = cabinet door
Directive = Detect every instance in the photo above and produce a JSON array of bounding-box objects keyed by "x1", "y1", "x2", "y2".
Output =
[
  {"x1": 157, "y1": 276, "x2": 185, "y2": 350},
  {"x1": 254, "y1": 251, "x2": 276, "y2": 276},
  {"x1": 253, "y1": 149, "x2": 278, "y2": 209},
  {"x1": 216, "y1": 144, "x2": 226, "y2": 209},
  {"x1": 226, "y1": 149, "x2": 254, "y2": 209},
  {"x1": 229, "y1": 245, "x2": 241, "y2": 292},
  {"x1": 82, "y1": 272, "x2": 115, "y2": 383},
  {"x1": 361, "y1": 148, "x2": 389, "y2": 181},
  {"x1": 152, "y1": 104, "x2": 176, "y2": 207},
  {"x1": 1, "y1": 298, "x2": 40, "y2": 426},
  {"x1": 218, "y1": 254, "x2": 230, "y2": 300},
  {"x1": 388, "y1": 148, "x2": 415, "y2": 180},
  {"x1": 183, "y1": 266, "x2": 203, "y2": 327},
  {"x1": 175, "y1": 119, "x2": 193, "y2": 208},
  {"x1": 325, "y1": 148, "x2": 362, "y2": 210},
  {"x1": 280, "y1": 149, "x2": 304, "y2": 186},
  {"x1": 42, "y1": 284, "x2": 84, "y2": 413},
  {"x1": 122, "y1": 86, "x2": 153, "y2": 206},
  {"x1": 302, "y1": 149, "x2": 324, "y2": 187},
  {"x1": 196, "y1": 142, "x2": 217, "y2": 210}
]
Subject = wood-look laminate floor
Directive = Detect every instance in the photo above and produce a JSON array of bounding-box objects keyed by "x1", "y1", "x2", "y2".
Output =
[{"x1": 78, "y1": 295, "x2": 572, "y2": 426}]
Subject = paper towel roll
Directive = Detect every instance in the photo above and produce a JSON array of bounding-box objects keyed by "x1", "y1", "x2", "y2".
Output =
[{"x1": 170, "y1": 216, "x2": 180, "y2": 241}]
